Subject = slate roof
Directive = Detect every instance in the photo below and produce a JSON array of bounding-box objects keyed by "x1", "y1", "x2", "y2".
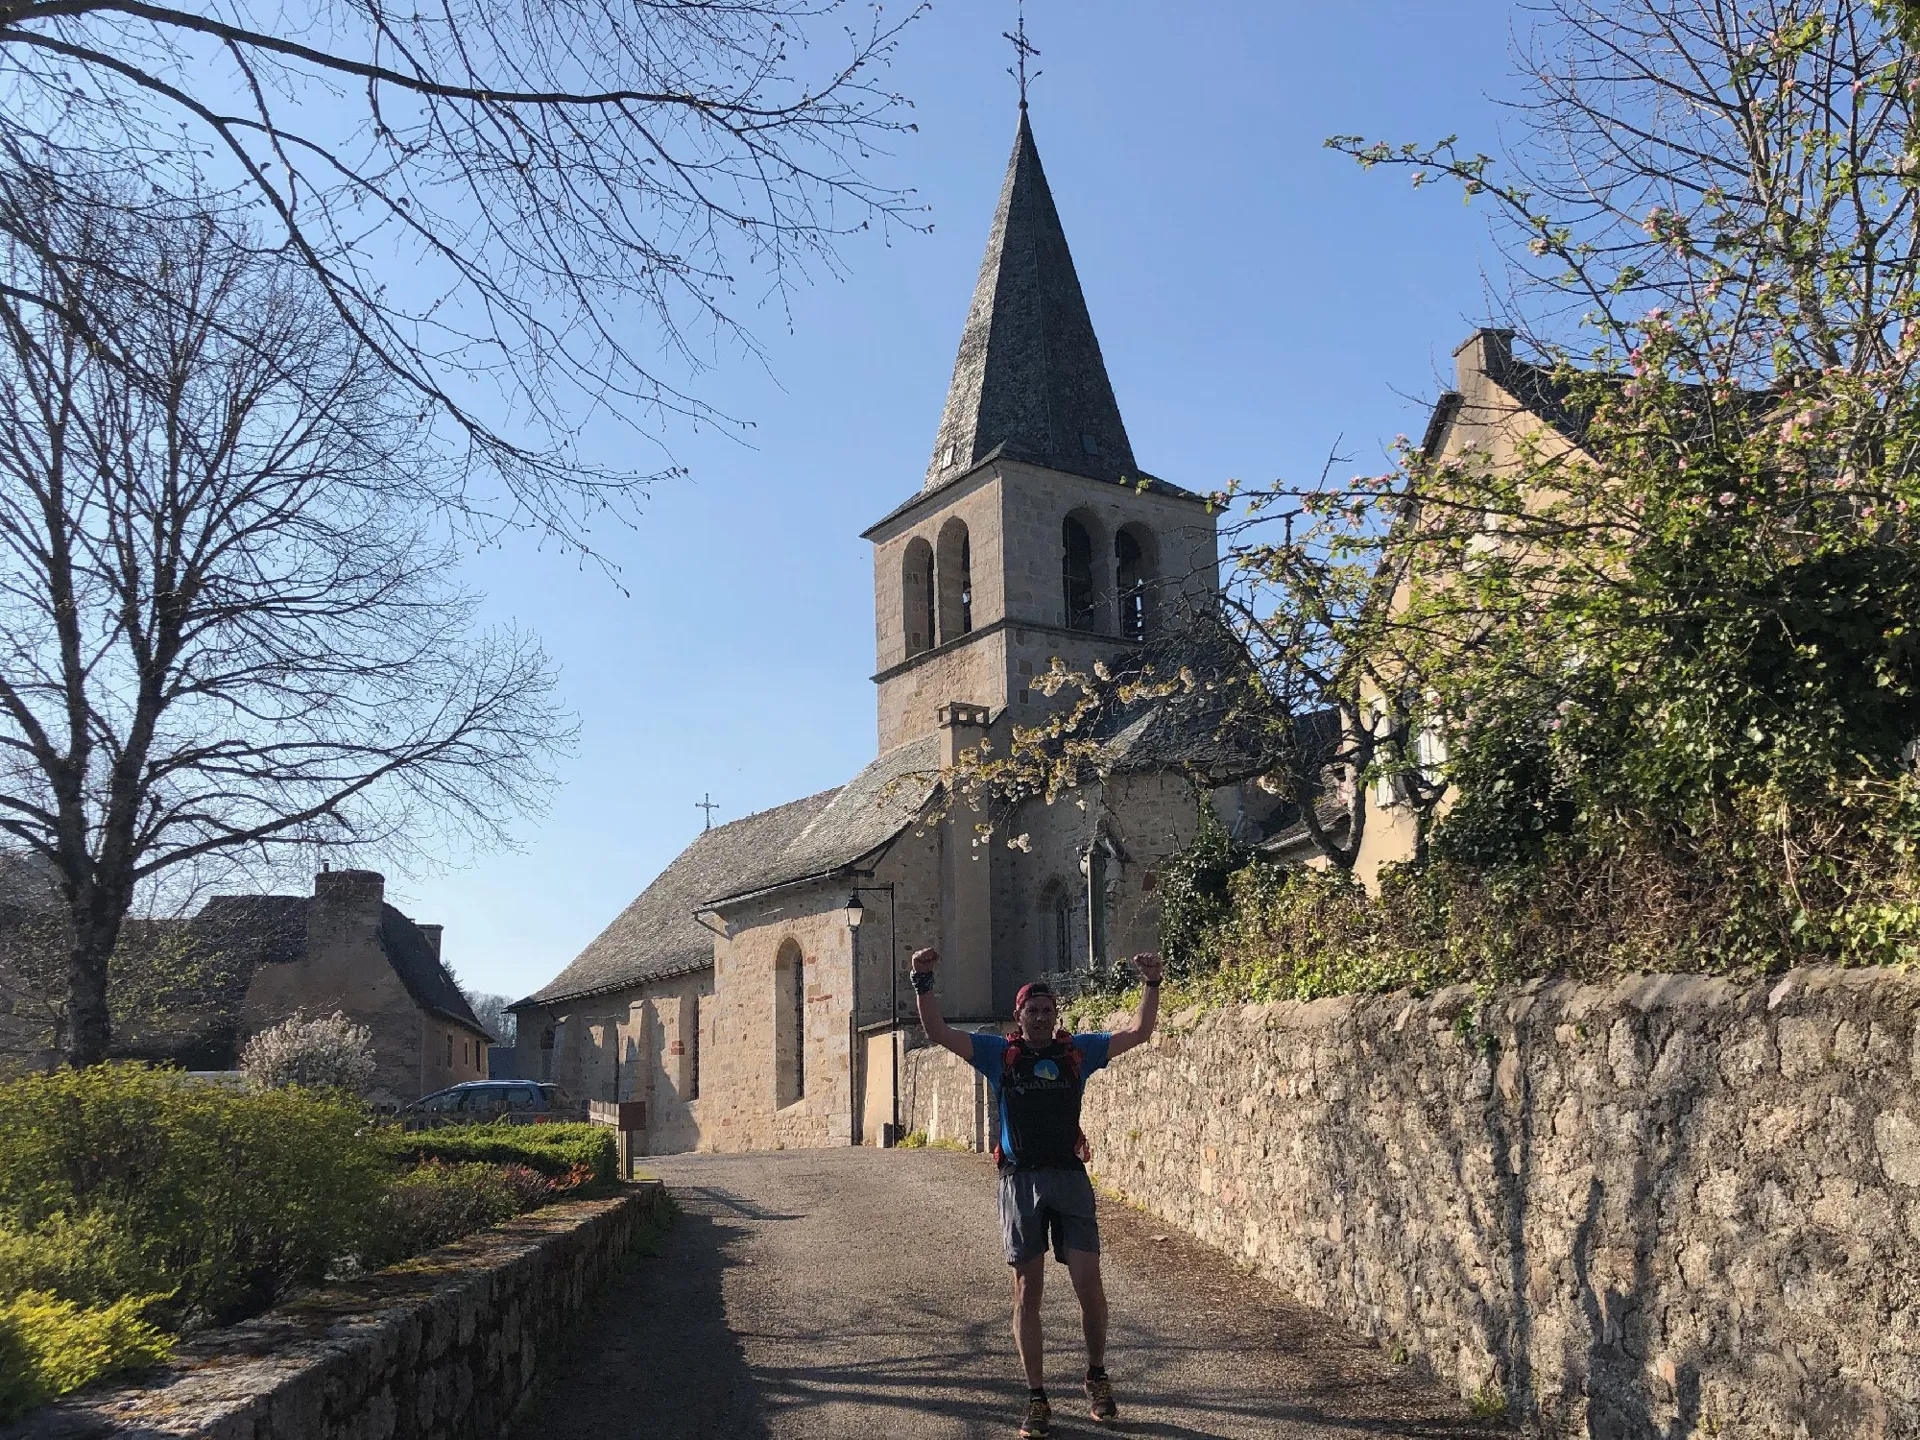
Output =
[
  {"x1": 923, "y1": 108, "x2": 1139, "y2": 490},
  {"x1": 193, "y1": 894, "x2": 309, "y2": 969},
  {"x1": 186, "y1": 891, "x2": 490, "y2": 1039},
  {"x1": 513, "y1": 790, "x2": 838, "y2": 1008},
  {"x1": 703, "y1": 735, "x2": 943, "y2": 907},
  {"x1": 379, "y1": 906, "x2": 490, "y2": 1039},
  {"x1": 1087, "y1": 616, "x2": 1296, "y2": 784}
]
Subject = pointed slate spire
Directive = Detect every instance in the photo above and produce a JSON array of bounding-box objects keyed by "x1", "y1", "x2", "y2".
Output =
[{"x1": 924, "y1": 109, "x2": 1138, "y2": 489}]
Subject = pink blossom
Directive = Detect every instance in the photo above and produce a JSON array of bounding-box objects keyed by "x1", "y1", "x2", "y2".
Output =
[{"x1": 1717, "y1": 492, "x2": 1735, "y2": 506}]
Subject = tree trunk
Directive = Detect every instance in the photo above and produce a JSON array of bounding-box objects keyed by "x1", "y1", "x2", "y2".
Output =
[{"x1": 65, "y1": 925, "x2": 114, "y2": 1067}]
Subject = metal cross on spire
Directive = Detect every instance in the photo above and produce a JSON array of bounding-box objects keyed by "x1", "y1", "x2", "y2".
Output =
[
  {"x1": 1004, "y1": 1, "x2": 1041, "y2": 110},
  {"x1": 696, "y1": 793, "x2": 719, "y2": 831}
]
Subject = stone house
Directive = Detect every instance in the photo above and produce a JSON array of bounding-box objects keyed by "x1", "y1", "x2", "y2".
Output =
[
  {"x1": 513, "y1": 105, "x2": 1297, "y2": 1155},
  {"x1": 0, "y1": 862, "x2": 491, "y2": 1099},
  {"x1": 231, "y1": 869, "x2": 493, "y2": 1105},
  {"x1": 1347, "y1": 328, "x2": 1596, "y2": 888}
]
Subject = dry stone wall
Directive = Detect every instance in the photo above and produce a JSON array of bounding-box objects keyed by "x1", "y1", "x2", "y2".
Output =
[
  {"x1": 904, "y1": 967, "x2": 1920, "y2": 1437},
  {"x1": 10, "y1": 1186, "x2": 665, "y2": 1440}
]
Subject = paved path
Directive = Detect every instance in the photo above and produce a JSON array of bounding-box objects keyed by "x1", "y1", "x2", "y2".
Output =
[{"x1": 514, "y1": 1150, "x2": 1504, "y2": 1439}]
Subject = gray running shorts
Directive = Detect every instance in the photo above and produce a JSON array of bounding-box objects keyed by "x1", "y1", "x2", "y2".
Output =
[{"x1": 998, "y1": 1166, "x2": 1100, "y2": 1266}]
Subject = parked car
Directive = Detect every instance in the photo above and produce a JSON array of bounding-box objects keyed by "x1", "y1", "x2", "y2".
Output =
[{"x1": 401, "y1": 1080, "x2": 577, "y2": 1127}]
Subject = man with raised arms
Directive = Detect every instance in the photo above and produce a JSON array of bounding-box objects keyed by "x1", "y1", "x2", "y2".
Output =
[{"x1": 908, "y1": 945, "x2": 1163, "y2": 1437}]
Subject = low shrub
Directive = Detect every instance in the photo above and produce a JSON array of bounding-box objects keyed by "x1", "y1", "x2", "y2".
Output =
[
  {"x1": 0, "y1": 1065, "x2": 386, "y2": 1328},
  {"x1": 0, "y1": 1291, "x2": 173, "y2": 1423},
  {"x1": 358, "y1": 1161, "x2": 527, "y2": 1271},
  {"x1": 0, "y1": 1211, "x2": 152, "y2": 1309},
  {"x1": 382, "y1": 1121, "x2": 616, "y2": 1186}
]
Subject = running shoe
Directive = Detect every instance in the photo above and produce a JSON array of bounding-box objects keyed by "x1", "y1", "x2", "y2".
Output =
[
  {"x1": 1085, "y1": 1370, "x2": 1118, "y2": 1424},
  {"x1": 1019, "y1": 1393, "x2": 1052, "y2": 1438}
]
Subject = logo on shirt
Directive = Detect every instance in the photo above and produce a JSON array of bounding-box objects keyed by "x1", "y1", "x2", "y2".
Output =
[{"x1": 1033, "y1": 1058, "x2": 1060, "y2": 1081}]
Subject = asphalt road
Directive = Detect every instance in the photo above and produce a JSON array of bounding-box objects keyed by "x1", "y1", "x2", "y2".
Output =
[{"x1": 512, "y1": 1149, "x2": 1505, "y2": 1440}]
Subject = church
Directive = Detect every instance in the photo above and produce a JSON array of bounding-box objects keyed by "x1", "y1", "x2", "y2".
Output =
[{"x1": 510, "y1": 103, "x2": 1284, "y2": 1154}]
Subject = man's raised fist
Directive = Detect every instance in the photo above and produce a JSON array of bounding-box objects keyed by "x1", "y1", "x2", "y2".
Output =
[
  {"x1": 1132, "y1": 952, "x2": 1164, "y2": 985},
  {"x1": 910, "y1": 947, "x2": 940, "y2": 972}
]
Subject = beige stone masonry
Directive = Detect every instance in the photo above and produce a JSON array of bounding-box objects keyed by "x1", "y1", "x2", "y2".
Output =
[
  {"x1": 9, "y1": 1186, "x2": 666, "y2": 1440},
  {"x1": 901, "y1": 966, "x2": 1920, "y2": 1437}
]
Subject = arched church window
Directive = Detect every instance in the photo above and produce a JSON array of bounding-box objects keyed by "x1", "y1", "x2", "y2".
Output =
[
  {"x1": 1062, "y1": 517, "x2": 1095, "y2": 631},
  {"x1": 776, "y1": 939, "x2": 805, "y2": 1107},
  {"x1": 937, "y1": 519, "x2": 973, "y2": 644},
  {"x1": 1053, "y1": 887, "x2": 1074, "y2": 972},
  {"x1": 902, "y1": 537, "x2": 934, "y2": 657},
  {"x1": 1115, "y1": 525, "x2": 1157, "y2": 641}
]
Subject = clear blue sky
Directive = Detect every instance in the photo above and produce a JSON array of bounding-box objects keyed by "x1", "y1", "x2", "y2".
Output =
[{"x1": 391, "y1": 1, "x2": 1523, "y2": 1002}]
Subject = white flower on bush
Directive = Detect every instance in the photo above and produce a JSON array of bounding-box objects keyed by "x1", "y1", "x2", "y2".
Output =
[{"x1": 241, "y1": 1010, "x2": 377, "y2": 1093}]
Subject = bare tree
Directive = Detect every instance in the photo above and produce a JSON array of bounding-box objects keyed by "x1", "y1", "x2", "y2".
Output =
[
  {"x1": 0, "y1": 180, "x2": 570, "y2": 1067},
  {"x1": 0, "y1": 0, "x2": 926, "y2": 544}
]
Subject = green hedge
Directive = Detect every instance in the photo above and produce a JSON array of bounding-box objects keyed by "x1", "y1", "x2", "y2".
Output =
[
  {"x1": 0, "y1": 1065, "x2": 385, "y2": 1329},
  {"x1": 0, "y1": 1069, "x2": 621, "y2": 1422},
  {"x1": 380, "y1": 1122, "x2": 617, "y2": 1186},
  {"x1": 358, "y1": 1160, "x2": 539, "y2": 1271}
]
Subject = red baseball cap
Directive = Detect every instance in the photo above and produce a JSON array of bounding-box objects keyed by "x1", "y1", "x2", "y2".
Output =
[{"x1": 1014, "y1": 982, "x2": 1056, "y2": 1013}]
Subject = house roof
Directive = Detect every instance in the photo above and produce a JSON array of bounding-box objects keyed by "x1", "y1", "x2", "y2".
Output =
[
  {"x1": 922, "y1": 108, "x2": 1139, "y2": 491},
  {"x1": 702, "y1": 735, "x2": 943, "y2": 907},
  {"x1": 193, "y1": 894, "x2": 309, "y2": 969},
  {"x1": 378, "y1": 906, "x2": 490, "y2": 1040},
  {"x1": 513, "y1": 790, "x2": 838, "y2": 1009},
  {"x1": 188, "y1": 891, "x2": 490, "y2": 1040}
]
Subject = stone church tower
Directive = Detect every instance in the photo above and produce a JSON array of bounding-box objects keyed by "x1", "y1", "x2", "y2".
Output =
[
  {"x1": 865, "y1": 107, "x2": 1220, "y2": 752},
  {"x1": 513, "y1": 105, "x2": 1241, "y2": 1156}
]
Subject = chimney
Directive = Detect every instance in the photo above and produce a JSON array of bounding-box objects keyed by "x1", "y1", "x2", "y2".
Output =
[
  {"x1": 1453, "y1": 328, "x2": 1514, "y2": 390},
  {"x1": 937, "y1": 701, "x2": 991, "y2": 771},
  {"x1": 308, "y1": 868, "x2": 386, "y2": 955},
  {"x1": 418, "y1": 923, "x2": 444, "y2": 959}
]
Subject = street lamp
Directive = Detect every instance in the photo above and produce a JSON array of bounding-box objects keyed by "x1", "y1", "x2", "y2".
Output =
[{"x1": 844, "y1": 883, "x2": 899, "y2": 1144}]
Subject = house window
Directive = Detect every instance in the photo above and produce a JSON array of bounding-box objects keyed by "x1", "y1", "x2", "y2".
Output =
[{"x1": 446, "y1": 1032, "x2": 453, "y2": 1068}]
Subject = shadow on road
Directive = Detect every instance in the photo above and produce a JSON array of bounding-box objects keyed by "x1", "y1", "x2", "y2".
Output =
[{"x1": 512, "y1": 1205, "x2": 773, "y2": 1440}]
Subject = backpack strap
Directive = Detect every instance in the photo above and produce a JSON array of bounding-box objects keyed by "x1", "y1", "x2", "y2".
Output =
[{"x1": 992, "y1": 1030, "x2": 1092, "y2": 1168}]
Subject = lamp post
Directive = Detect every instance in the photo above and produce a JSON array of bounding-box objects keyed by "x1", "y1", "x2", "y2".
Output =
[{"x1": 844, "y1": 883, "x2": 899, "y2": 1144}]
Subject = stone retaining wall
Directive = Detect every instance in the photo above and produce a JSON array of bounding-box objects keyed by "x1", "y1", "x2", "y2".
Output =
[
  {"x1": 10, "y1": 1183, "x2": 666, "y2": 1440},
  {"x1": 901, "y1": 968, "x2": 1920, "y2": 1437}
]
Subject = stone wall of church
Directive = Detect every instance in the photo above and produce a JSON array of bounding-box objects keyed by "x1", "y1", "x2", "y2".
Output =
[
  {"x1": 514, "y1": 969, "x2": 710, "y2": 1153},
  {"x1": 990, "y1": 772, "x2": 1214, "y2": 1012},
  {"x1": 868, "y1": 458, "x2": 1223, "y2": 752},
  {"x1": 870, "y1": 469, "x2": 1005, "y2": 675},
  {"x1": 899, "y1": 967, "x2": 1920, "y2": 1438},
  {"x1": 877, "y1": 629, "x2": 1014, "y2": 753},
  {"x1": 702, "y1": 887, "x2": 859, "y2": 1151}
]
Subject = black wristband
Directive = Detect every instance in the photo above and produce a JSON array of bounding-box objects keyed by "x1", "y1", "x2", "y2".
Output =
[
  {"x1": 1143, "y1": 979, "x2": 1161, "y2": 988},
  {"x1": 911, "y1": 970, "x2": 936, "y2": 995}
]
